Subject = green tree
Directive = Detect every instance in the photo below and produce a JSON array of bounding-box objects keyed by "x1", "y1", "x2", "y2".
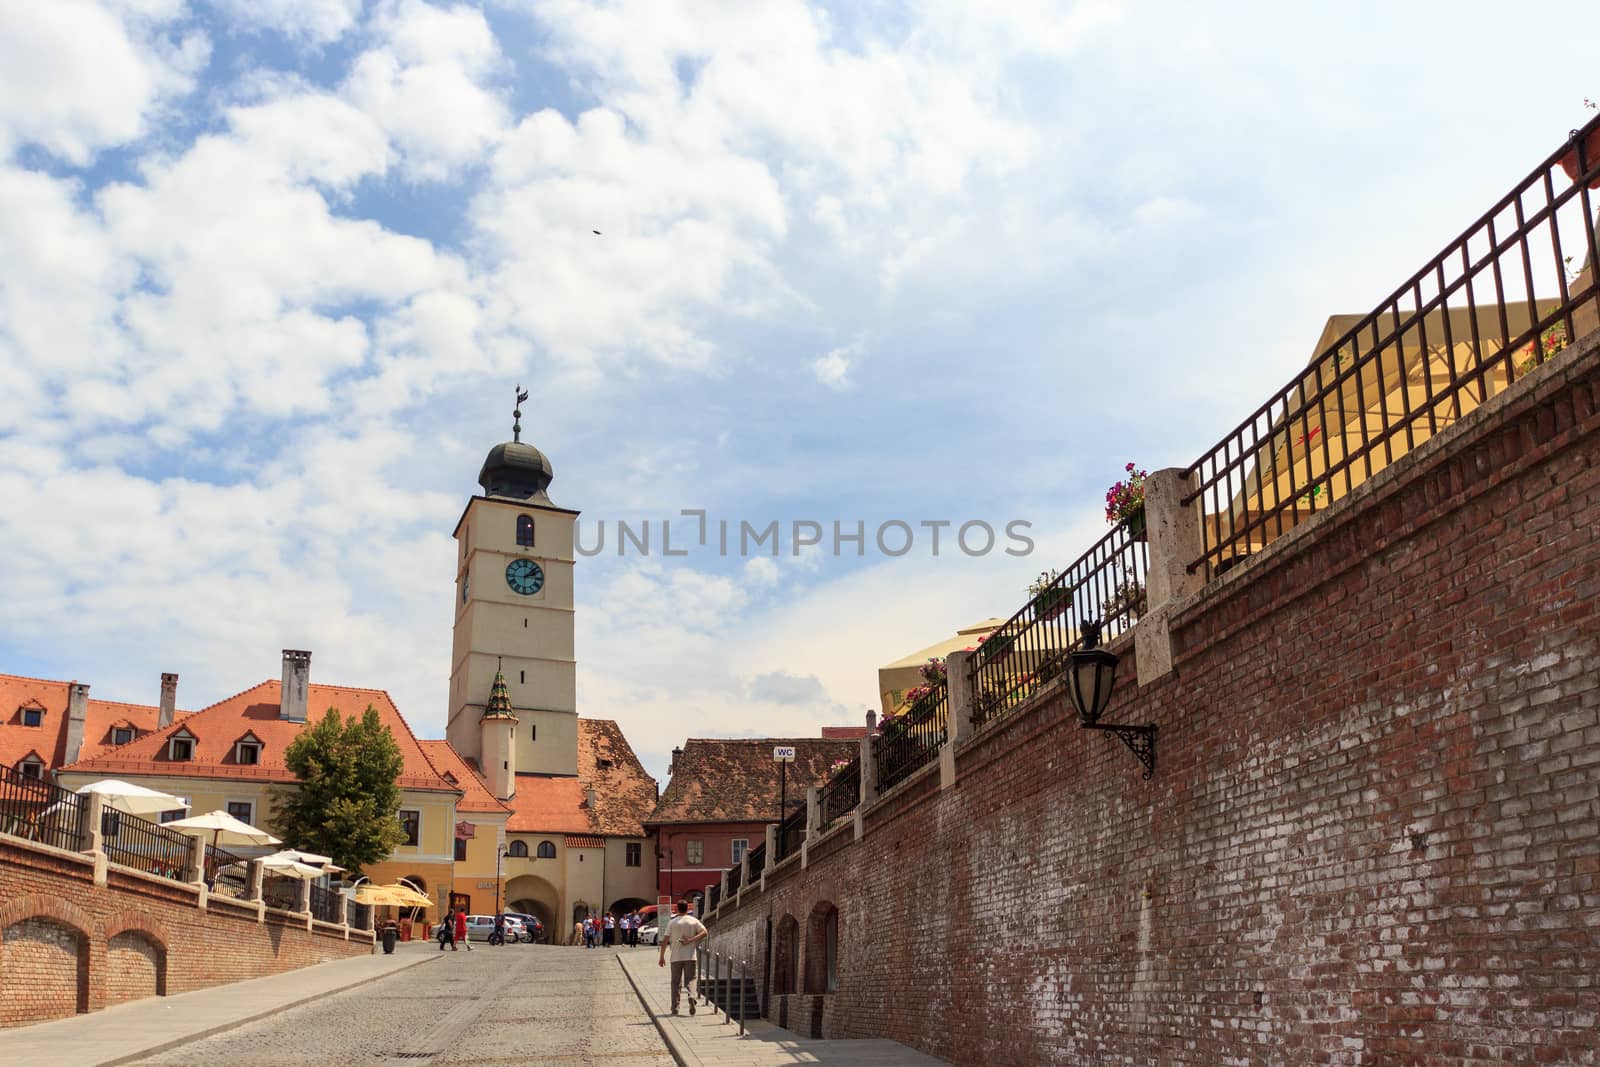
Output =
[{"x1": 271, "y1": 706, "x2": 406, "y2": 875}]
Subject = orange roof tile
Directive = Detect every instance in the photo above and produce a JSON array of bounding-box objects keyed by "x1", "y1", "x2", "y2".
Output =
[
  {"x1": 504, "y1": 775, "x2": 591, "y2": 834},
  {"x1": 418, "y1": 741, "x2": 510, "y2": 816},
  {"x1": 647, "y1": 737, "x2": 858, "y2": 825},
  {"x1": 63, "y1": 680, "x2": 457, "y2": 793},
  {"x1": 1, "y1": 673, "x2": 189, "y2": 773},
  {"x1": 500, "y1": 719, "x2": 658, "y2": 837},
  {"x1": 564, "y1": 835, "x2": 604, "y2": 849}
]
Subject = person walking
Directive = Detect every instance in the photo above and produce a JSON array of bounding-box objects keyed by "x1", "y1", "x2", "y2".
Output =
[
  {"x1": 439, "y1": 914, "x2": 455, "y2": 951},
  {"x1": 620, "y1": 911, "x2": 631, "y2": 947},
  {"x1": 658, "y1": 900, "x2": 708, "y2": 1016},
  {"x1": 603, "y1": 911, "x2": 616, "y2": 947},
  {"x1": 571, "y1": 918, "x2": 584, "y2": 947},
  {"x1": 454, "y1": 908, "x2": 471, "y2": 952}
]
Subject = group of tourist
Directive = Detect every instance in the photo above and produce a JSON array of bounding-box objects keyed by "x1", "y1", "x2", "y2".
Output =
[{"x1": 571, "y1": 908, "x2": 647, "y2": 948}]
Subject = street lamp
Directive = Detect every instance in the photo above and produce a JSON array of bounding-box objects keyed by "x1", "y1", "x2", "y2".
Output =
[
  {"x1": 495, "y1": 844, "x2": 507, "y2": 919},
  {"x1": 1067, "y1": 619, "x2": 1157, "y2": 778}
]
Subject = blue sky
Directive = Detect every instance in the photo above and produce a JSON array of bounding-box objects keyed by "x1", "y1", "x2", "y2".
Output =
[{"x1": 2, "y1": 0, "x2": 1596, "y2": 784}]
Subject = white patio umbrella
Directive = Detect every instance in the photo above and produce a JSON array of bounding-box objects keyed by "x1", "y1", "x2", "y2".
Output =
[
  {"x1": 61, "y1": 779, "x2": 190, "y2": 818},
  {"x1": 258, "y1": 855, "x2": 325, "y2": 879},
  {"x1": 266, "y1": 848, "x2": 346, "y2": 874},
  {"x1": 162, "y1": 810, "x2": 281, "y2": 852}
]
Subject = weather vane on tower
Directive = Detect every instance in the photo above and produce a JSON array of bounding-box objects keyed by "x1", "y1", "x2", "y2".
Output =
[{"x1": 512, "y1": 384, "x2": 530, "y2": 443}]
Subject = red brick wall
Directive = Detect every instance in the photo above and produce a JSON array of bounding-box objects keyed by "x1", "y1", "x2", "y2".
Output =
[
  {"x1": 0, "y1": 837, "x2": 372, "y2": 1027},
  {"x1": 708, "y1": 337, "x2": 1600, "y2": 1065}
]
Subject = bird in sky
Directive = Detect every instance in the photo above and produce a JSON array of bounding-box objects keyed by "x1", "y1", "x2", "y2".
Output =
[{"x1": 593, "y1": 229, "x2": 602, "y2": 235}]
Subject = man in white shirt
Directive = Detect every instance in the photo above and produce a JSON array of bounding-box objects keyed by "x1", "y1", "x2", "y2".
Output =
[{"x1": 657, "y1": 900, "x2": 709, "y2": 1015}]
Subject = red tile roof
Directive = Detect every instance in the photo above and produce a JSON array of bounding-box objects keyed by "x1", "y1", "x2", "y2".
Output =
[
  {"x1": 564, "y1": 835, "x2": 604, "y2": 849},
  {"x1": 63, "y1": 680, "x2": 457, "y2": 793},
  {"x1": 501, "y1": 719, "x2": 658, "y2": 837},
  {"x1": 647, "y1": 737, "x2": 859, "y2": 825},
  {"x1": 418, "y1": 741, "x2": 511, "y2": 816},
  {"x1": 1, "y1": 673, "x2": 188, "y2": 773}
]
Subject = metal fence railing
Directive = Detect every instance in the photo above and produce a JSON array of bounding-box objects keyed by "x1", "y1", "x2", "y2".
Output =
[
  {"x1": 205, "y1": 843, "x2": 243, "y2": 889},
  {"x1": 969, "y1": 525, "x2": 1147, "y2": 730},
  {"x1": 348, "y1": 898, "x2": 373, "y2": 930},
  {"x1": 876, "y1": 682, "x2": 949, "y2": 793},
  {"x1": 1185, "y1": 114, "x2": 1600, "y2": 577},
  {"x1": 709, "y1": 883, "x2": 722, "y2": 913},
  {"x1": 0, "y1": 763, "x2": 85, "y2": 852},
  {"x1": 819, "y1": 758, "x2": 860, "y2": 828},
  {"x1": 774, "y1": 806, "x2": 807, "y2": 863},
  {"x1": 727, "y1": 858, "x2": 743, "y2": 896},
  {"x1": 309, "y1": 883, "x2": 342, "y2": 924},
  {"x1": 100, "y1": 808, "x2": 192, "y2": 881},
  {"x1": 744, "y1": 842, "x2": 765, "y2": 879}
]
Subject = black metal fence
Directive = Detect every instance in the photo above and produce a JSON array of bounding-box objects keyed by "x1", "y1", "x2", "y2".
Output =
[
  {"x1": 1185, "y1": 114, "x2": 1600, "y2": 577},
  {"x1": 0, "y1": 763, "x2": 85, "y2": 852},
  {"x1": 875, "y1": 681, "x2": 949, "y2": 793},
  {"x1": 969, "y1": 525, "x2": 1146, "y2": 730},
  {"x1": 727, "y1": 859, "x2": 743, "y2": 895},
  {"x1": 348, "y1": 898, "x2": 372, "y2": 930},
  {"x1": 744, "y1": 842, "x2": 765, "y2": 878},
  {"x1": 205, "y1": 843, "x2": 243, "y2": 889},
  {"x1": 774, "y1": 806, "x2": 806, "y2": 863},
  {"x1": 709, "y1": 883, "x2": 722, "y2": 912},
  {"x1": 819, "y1": 758, "x2": 860, "y2": 828},
  {"x1": 309, "y1": 883, "x2": 342, "y2": 924},
  {"x1": 100, "y1": 808, "x2": 192, "y2": 880}
]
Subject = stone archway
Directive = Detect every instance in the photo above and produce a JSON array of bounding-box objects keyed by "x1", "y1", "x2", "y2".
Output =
[
  {"x1": 504, "y1": 873, "x2": 560, "y2": 941},
  {"x1": 1, "y1": 916, "x2": 89, "y2": 1025},
  {"x1": 106, "y1": 929, "x2": 166, "y2": 1004},
  {"x1": 773, "y1": 914, "x2": 799, "y2": 996},
  {"x1": 804, "y1": 901, "x2": 839, "y2": 994}
]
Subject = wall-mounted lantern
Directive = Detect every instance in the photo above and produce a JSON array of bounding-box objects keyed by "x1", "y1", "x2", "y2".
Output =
[{"x1": 1067, "y1": 619, "x2": 1156, "y2": 778}]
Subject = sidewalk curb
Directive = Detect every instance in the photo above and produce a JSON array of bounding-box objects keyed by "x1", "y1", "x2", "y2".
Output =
[
  {"x1": 615, "y1": 955, "x2": 690, "y2": 1067},
  {"x1": 96, "y1": 953, "x2": 441, "y2": 1067}
]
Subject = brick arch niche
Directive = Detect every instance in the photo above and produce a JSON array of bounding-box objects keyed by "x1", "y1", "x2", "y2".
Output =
[
  {"x1": 772, "y1": 914, "x2": 799, "y2": 995},
  {"x1": 803, "y1": 901, "x2": 839, "y2": 995},
  {"x1": 106, "y1": 929, "x2": 167, "y2": 1004},
  {"x1": 1, "y1": 916, "x2": 90, "y2": 1025}
]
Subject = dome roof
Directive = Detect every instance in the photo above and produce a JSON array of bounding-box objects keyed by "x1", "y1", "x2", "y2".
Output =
[{"x1": 478, "y1": 440, "x2": 555, "y2": 502}]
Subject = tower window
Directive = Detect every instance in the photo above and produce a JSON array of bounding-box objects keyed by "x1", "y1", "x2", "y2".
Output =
[
  {"x1": 519, "y1": 670, "x2": 525, "y2": 684},
  {"x1": 398, "y1": 810, "x2": 420, "y2": 846},
  {"x1": 626, "y1": 843, "x2": 641, "y2": 867},
  {"x1": 508, "y1": 840, "x2": 528, "y2": 858},
  {"x1": 113, "y1": 727, "x2": 134, "y2": 745},
  {"x1": 21, "y1": 707, "x2": 42, "y2": 727},
  {"x1": 517, "y1": 514, "x2": 535, "y2": 546},
  {"x1": 530, "y1": 724, "x2": 536, "y2": 742}
]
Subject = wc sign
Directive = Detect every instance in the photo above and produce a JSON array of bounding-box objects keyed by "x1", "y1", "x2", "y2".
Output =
[{"x1": 772, "y1": 746, "x2": 796, "y2": 762}]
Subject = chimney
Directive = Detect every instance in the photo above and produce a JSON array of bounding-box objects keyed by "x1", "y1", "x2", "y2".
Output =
[
  {"x1": 585, "y1": 787, "x2": 597, "y2": 809},
  {"x1": 669, "y1": 746, "x2": 682, "y2": 777},
  {"x1": 159, "y1": 673, "x2": 178, "y2": 728},
  {"x1": 281, "y1": 650, "x2": 311, "y2": 722},
  {"x1": 64, "y1": 683, "x2": 90, "y2": 765}
]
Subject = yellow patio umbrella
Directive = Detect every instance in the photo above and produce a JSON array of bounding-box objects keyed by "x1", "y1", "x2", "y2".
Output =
[{"x1": 353, "y1": 882, "x2": 433, "y2": 908}]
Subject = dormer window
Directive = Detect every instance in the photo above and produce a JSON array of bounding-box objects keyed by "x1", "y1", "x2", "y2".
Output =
[
  {"x1": 234, "y1": 733, "x2": 262, "y2": 765},
  {"x1": 18, "y1": 757, "x2": 44, "y2": 779},
  {"x1": 20, "y1": 705, "x2": 43, "y2": 727},
  {"x1": 168, "y1": 732, "x2": 195, "y2": 762},
  {"x1": 516, "y1": 514, "x2": 535, "y2": 546},
  {"x1": 113, "y1": 727, "x2": 134, "y2": 746},
  {"x1": 597, "y1": 758, "x2": 613, "y2": 771}
]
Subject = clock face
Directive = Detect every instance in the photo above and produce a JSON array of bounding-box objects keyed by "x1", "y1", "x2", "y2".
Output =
[{"x1": 505, "y1": 558, "x2": 545, "y2": 596}]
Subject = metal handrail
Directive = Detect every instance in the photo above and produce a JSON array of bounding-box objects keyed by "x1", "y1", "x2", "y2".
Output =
[
  {"x1": 0, "y1": 763, "x2": 85, "y2": 851},
  {"x1": 1184, "y1": 113, "x2": 1600, "y2": 576},
  {"x1": 100, "y1": 808, "x2": 192, "y2": 881}
]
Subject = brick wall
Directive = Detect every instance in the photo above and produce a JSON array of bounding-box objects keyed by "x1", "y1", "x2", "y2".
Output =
[
  {"x1": 707, "y1": 333, "x2": 1600, "y2": 1065},
  {"x1": 0, "y1": 836, "x2": 372, "y2": 1027}
]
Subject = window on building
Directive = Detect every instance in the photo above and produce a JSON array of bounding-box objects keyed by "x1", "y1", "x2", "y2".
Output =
[
  {"x1": 398, "y1": 810, "x2": 420, "y2": 847},
  {"x1": 18, "y1": 758, "x2": 43, "y2": 779},
  {"x1": 236, "y1": 740, "x2": 261, "y2": 765},
  {"x1": 519, "y1": 670, "x2": 525, "y2": 684},
  {"x1": 168, "y1": 736, "x2": 194, "y2": 761},
  {"x1": 731, "y1": 839, "x2": 749, "y2": 865},
  {"x1": 226, "y1": 801, "x2": 253, "y2": 825},
  {"x1": 454, "y1": 838, "x2": 468, "y2": 862},
  {"x1": 530, "y1": 724, "x2": 536, "y2": 742},
  {"x1": 160, "y1": 809, "x2": 186, "y2": 824},
  {"x1": 536, "y1": 840, "x2": 556, "y2": 859},
  {"x1": 626, "y1": 843, "x2": 641, "y2": 867},
  {"x1": 462, "y1": 573, "x2": 470, "y2": 602},
  {"x1": 517, "y1": 514, "x2": 535, "y2": 546},
  {"x1": 507, "y1": 840, "x2": 528, "y2": 858},
  {"x1": 597, "y1": 758, "x2": 613, "y2": 771},
  {"x1": 21, "y1": 707, "x2": 42, "y2": 727},
  {"x1": 112, "y1": 727, "x2": 134, "y2": 745},
  {"x1": 685, "y1": 840, "x2": 703, "y2": 865}
]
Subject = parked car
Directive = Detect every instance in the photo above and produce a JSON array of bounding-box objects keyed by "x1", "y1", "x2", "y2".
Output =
[
  {"x1": 464, "y1": 915, "x2": 499, "y2": 942},
  {"x1": 504, "y1": 912, "x2": 544, "y2": 943},
  {"x1": 638, "y1": 920, "x2": 659, "y2": 945}
]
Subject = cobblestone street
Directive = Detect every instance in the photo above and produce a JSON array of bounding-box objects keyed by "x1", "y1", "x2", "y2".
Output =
[{"x1": 134, "y1": 944, "x2": 674, "y2": 1067}]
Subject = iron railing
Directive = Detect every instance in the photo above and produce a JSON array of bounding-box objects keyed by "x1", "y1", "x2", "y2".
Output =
[
  {"x1": 348, "y1": 898, "x2": 373, "y2": 930},
  {"x1": 875, "y1": 681, "x2": 949, "y2": 793},
  {"x1": 205, "y1": 843, "x2": 243, "y2": 890},
  {"x1": 1185, "y1": 114, "x2": 1600, "y2": 577},
  {"x1": 100, "y1": 808, "x2": 192, "y2": 880},
  {"x1": 727, "y1": 859, "x2": 743, "y2": 895},
  {"x1": 745, "y1": 842, "x2": 765, "y2": 878},
  {"x1": 774, "y1": 806, "x2": 807, "y2": 862},
  {"x1": 0, "y1": 763, "x2": 84, "y2": 852},
  {"x1": 968, "y1": 522, "x2": 1148, "y2": 731},
  {"x1": 309, "y1": 883, "x2": 342, "y2": 923},
  {"x1": 709, "y1": 883, "x2": 722, "y2": 912},
  {"x1": 819, "y1": 758, "x2": 860, "y2": 828}
]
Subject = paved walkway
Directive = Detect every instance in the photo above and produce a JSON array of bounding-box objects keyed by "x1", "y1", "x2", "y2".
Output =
[
  {"x1": 615, "y1": 953, "x2": 949, "y2": 1066},
  {"x1": 0, "y1": 941, "x2": 433, "y2": 1067}
]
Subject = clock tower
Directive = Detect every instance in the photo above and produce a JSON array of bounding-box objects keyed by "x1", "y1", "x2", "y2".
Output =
[{"x1": 447, "y1": 391, "x2": 580, "y2": 788}]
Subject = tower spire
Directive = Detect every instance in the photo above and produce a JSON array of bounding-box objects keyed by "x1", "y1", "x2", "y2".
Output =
[
  {"x1": 512, "y1": 384, "x2": 530, "y2": 443},
  {"x1": 483, "y1": 660, "x2": 518, "y2": 721}
]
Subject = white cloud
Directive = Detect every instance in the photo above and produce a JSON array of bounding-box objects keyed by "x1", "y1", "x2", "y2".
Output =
[
  {"x1": 207, "y1": 0, "x2": 365, "y2": 44},
  {"x1": 0, "y1": 0, "x2": 206, "y2": 164},
  {"x1": 812, "y1": 344, "x2": 856, "y2": 390}
]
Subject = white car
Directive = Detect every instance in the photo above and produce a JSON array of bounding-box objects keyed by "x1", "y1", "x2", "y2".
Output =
[{"x1": 638, "y1": 921, "x2": 660, "y2": 945}]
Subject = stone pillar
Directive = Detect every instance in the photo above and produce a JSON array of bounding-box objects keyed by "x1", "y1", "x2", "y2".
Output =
[
  {"x1": 1134, "y1": 467, "x2": 1208, "y2": 683},
  {"x1": 801, "y1": 786, "x2": 820, "y2": 867},
  {"x1": 63, "y1": 683, "x2": 90, "y2": 765},
  {"x1": 703, "y1": 884, "x2": 717, "y2": 916},
  {"x1": 185, "y1": 833, "x2": 207, "y2": 885},
  {"x1": 737, "y1": 854, "x2": 751, "y2": 901},
  {"x1": 80, "y1": 792, "x2": 106, "y2": 856},
  {"x1": 296, "y1": 876, "x2": 312, "y2": 915},
  {"x1": 159, "y1": 672, "x2": 178, "y2": 728},
  {"x1": 247, "y1": 859, "x2": 265, "y2": 901},
  {"x1": 942, "y1": 650, "x2": 976, "y2": 789}
]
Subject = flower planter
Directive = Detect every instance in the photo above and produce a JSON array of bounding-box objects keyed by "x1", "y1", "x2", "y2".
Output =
[
  {"x1": 982, "y1": 640, "x2": 1014, "y2": 665},
  {"x1": 1560, "y1": 128, "x2": 1600, "y2": 190},
  {"x1": 1033, "y1": 588, "x2": 1069, "y2": 622},
  {"x1": 1122, "y1": 507, "x2": 1148, "y2": 542}
]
